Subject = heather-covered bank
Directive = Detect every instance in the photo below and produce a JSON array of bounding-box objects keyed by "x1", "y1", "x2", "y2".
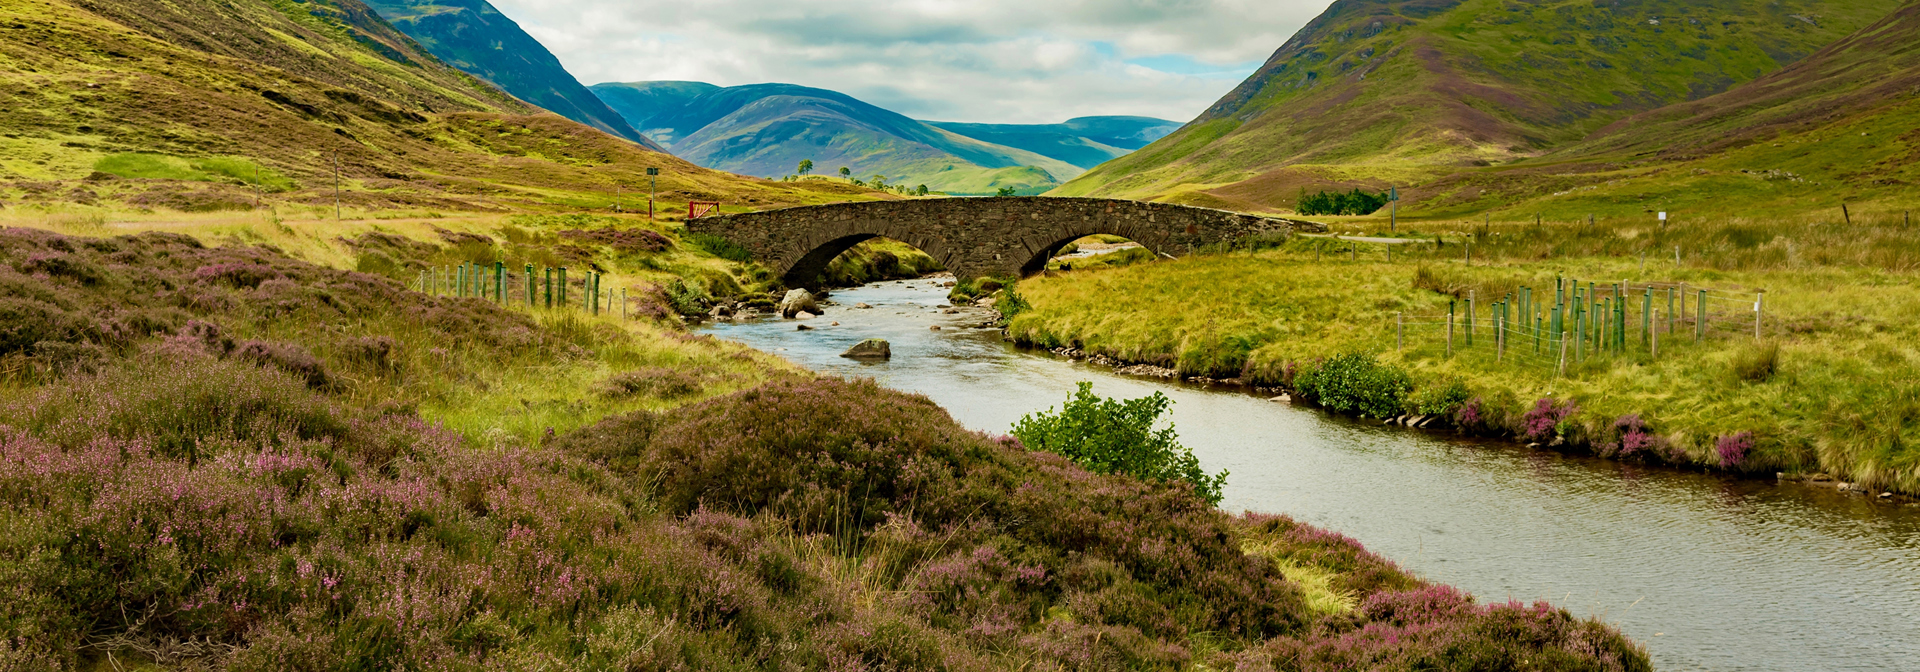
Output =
[{"x1": 0, "y1": 228, "x2": 1647, "y2": 668}]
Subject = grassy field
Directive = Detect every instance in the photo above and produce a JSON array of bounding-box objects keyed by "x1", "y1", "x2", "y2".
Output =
[
  {"x1": 1006, "y1": 212, "x2": 1920, "y2": 495},
  {"x1": 0, "y1": 208, "x2": 1648, "y2": 668}
]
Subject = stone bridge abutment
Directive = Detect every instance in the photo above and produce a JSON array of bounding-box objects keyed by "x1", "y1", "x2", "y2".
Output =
[{"x1": 685, "y1": 197, "x2": 1313, "y2": 287}]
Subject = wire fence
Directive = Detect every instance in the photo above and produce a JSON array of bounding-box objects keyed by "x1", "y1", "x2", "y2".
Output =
[
  {"x1": 1391, "y1": 277, "x2": 1770, "y2": 375},
  {"x1": 415, "y1": 261, "x2": 634, "y2": 319}
]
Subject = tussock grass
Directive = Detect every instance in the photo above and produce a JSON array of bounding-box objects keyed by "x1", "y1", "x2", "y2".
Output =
[{"x1": 1012, "y1": 215, "x2": 1920, "y2": 493}]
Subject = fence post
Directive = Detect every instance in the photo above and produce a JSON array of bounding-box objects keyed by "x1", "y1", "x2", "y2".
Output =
[
  {"x1": 1558, "y1": 332, "x2": 1569, "y2": 377},
  {"x1": 525, "y1": 264, "x2": 535, "y2": 307},
  {"x1": 1397, "y1": 312, "x2": 1404, "y2": 351},
  {"x1": 1697, "y1": 289, "x2": 1706, "y2": 342},
  {"x1": 559, "y1": 267, "x2": 568, "y2": 307},
  {"x1": 1666, "y1": 287, "x2": 1674, "y2": 336},
  {"x1": 1447, "y1": 301, "x2": 1455, "y2": 357},
  {"x1": 1754, "y1": 292, "x2": 1763, "y2": 340},
  {"x1": 1652, "y1": 309, "x2": 1659, "y2": 359},
  {"x1": 495, "y1": 261, "x2": 504, "y2": 304}
]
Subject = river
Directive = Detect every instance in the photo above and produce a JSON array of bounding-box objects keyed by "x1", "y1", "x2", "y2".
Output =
[{"x1": 700, "y1": 277, "x2": 1920, "y2": 671}]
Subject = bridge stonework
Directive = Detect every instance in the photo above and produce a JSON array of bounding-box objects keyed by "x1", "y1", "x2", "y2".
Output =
[{"x1": 686, "y1": 196, "x2": 1309, "y2": 286}]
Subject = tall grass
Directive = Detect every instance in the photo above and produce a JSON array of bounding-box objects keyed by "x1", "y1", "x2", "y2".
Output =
[{"x1": 1009, "y1": 214, "x2": 1920, "y2": 492}]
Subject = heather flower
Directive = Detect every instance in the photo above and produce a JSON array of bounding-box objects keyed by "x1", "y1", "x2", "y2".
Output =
[
  {"x1": 1521, "y1": 398, "x2": 1577, "y2": 442},
  {"x1": 1717, "y1": 431, "x2": 1755, "y2": 469}
]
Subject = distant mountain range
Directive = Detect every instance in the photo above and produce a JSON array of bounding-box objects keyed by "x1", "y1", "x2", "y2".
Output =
[
  {"x1": 1056, "y1": 0, "x2": 1909, "y2": 213},
  {"x1": 590, "y1": 81, "x2": 1177, "y2": 195},
  {"x1": 363, "y1": 0, "x2": 662, "y2": 150}
]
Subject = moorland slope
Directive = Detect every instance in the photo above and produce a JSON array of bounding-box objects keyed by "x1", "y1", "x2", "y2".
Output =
[
  {"x1": 1056, "y1": 0, "x2": 1905, "y2": 212},
  {"x1": 362, "y1": 0, "x2": 660, "y2": 149},
  {"x1": 1410, "y1": 0, "x2": 1920, "y2": 218},
  {"x1": 0, "y1": 0, "x2": 882, "y2": 215}
]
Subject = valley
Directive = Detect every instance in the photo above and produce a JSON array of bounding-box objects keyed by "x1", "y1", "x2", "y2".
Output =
[{"x1": 4, "y1": 0, "x2": 1919, "y2": 668}]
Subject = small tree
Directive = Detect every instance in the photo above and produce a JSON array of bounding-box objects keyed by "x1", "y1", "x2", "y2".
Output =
[
  {"x1": 838, "y1": 166, "x2": 851, "y2": 178},
  {"x1": 916, "y1": 184, "x2": 928, "y2": 196},
  {"x1": 797, "y1": 159, "x2": 814, "y2": 175},
  {"x1": 1012, "y1": 382, "x2": 1227, "y2": 505},
  {"x1": 996, "y1": 186, "x2": 1018, "y2": 197},
  {"x1": 871, "y1": 175, "x2": 887, "y2": 189}
]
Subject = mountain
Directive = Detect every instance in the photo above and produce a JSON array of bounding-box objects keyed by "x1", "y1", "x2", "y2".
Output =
[
  {"x1": 0, "y1": 0, "x2": 890, "y2": 213},
  {"x1": 926, "y1": 117, "x2": 1180, "y2": 170},
  {"x1": 1414, "y1": 0, "x2": 1920, "y2": 218},
  {"x1": 591, "y1": 81, "x2": 1151, "y2": 195},
  {"x1": 1055, "y1": 0, "x2": 1906, "y2": 212},
  {"x1": 589, "y1": 81, "x2": 722, "y2": 145},
  {"x1": 362, "y1": 0, "x2": 661, "y2": 150}
]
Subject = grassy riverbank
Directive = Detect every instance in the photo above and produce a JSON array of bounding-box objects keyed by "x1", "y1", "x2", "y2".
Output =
[
  {"x1": 0, "y1": 214, "x2": 1647, "y2": 669},
  {"x1": 1006, "y1": 213, "x2": 1920, "y2": 495}
]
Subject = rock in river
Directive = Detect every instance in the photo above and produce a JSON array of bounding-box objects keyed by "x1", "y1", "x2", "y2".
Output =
[
  {"x1": 779, "y1": 289, "x2": 818, "y2": 318},
  {"x1": 841, "y1": 339, "x2": 891, "y2": 360}
]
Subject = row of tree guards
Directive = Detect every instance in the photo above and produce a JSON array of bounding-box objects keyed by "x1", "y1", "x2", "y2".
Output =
[
  {"x1": 417, "y1": 261, "x2": 629, "y2": 318},
  {"x1": 1395, "y1": 277, "x2": 1767, "y2": 377}
]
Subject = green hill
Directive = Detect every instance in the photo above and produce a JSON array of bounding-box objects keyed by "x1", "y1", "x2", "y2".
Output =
[
  {"x1": 0, "y1": 0, "x2": 886, "y2": 215},
  {"x1": 589, "y1": 81, "x2": 721, "y2": 145},
  {"x1": 1411, "y1": 0, "x2": 1920, "y2": 218},
  {"x1": 1055, "y1": 0, "x2": 1905, "y2": 212},
  {"x1": 361, "y1": 0, "x2": 660, "y2": 149},
  {"x1": 925, "y1": 116, "x2": 1180, "y2": 170},
  {"x1": 590, "y1": 81, "x2": 1097, "y2": 195}
]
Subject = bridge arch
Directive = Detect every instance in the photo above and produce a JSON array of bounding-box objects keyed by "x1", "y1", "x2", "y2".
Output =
[{"x1": 685, "y1": 196, "x2": 1312, "y2": 287}]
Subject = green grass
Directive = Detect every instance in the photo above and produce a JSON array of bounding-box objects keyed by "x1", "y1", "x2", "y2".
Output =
[
  {"x1": 94, "y1": 153, "x2": 298, "y2": 191},
  {"x1": 1007, "y1": 214, "x2": 1920, "y2": 494}
]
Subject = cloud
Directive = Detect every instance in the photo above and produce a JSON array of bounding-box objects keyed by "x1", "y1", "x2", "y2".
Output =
[{"x1": 490, "y1": 0, "x2": 1332, "y2": 124}]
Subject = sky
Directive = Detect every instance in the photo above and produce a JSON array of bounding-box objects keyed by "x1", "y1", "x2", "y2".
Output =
[{"x1": 488, "y1": 0, "x2": 1334, "y2": 125}]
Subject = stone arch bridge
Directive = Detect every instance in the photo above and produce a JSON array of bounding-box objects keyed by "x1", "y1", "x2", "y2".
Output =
[{"x1": 684, "y1": 197, "x2": 1315, "y2": 286}]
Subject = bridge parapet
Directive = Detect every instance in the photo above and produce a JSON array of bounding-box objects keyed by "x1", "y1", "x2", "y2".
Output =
[{"x1": 685, "y1": 196, "x2": 1319, "y2": 286}]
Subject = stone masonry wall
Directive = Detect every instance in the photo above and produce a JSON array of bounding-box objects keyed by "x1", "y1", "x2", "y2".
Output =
[{"x1": 686, "y1": 196, "x2": 1319, "y2": 285}]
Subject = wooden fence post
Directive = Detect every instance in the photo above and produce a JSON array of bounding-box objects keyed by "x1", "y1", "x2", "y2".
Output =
[
  {"x1": 1447, "y1": 301, "x2": 1455, "y2": 357},
  {"x1": 1697, "y1": 289, "x2": 1706, "y2": 342},
  {"x1": 1397, "y1": 312, "x2": 1404, "y2": 351},
  {"x1": 1755, "y1": 292, "x2": 1763, "y2": 340},
  {"x1": 559, "y1": 267, "x2": 568, "y2": 307}
]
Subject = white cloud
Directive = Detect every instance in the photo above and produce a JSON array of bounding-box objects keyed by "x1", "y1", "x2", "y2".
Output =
[{"x1": 489, "y1": 0, "x2": 1333, "y2": 124}]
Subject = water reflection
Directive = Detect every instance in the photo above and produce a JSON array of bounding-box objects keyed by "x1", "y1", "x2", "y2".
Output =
[{"x1": 703, "y1": 278, "x2": 1920, "y2": 672}]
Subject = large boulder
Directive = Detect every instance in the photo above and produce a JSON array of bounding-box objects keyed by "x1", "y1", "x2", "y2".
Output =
[
  {"x1": 841, "y1": 339, "x2": 891, "y2": 360},
  {"x1": 778, "y1": 288, "x2": 818, "y2": 318}
]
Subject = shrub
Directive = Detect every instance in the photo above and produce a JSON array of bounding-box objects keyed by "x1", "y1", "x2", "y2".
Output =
[
  {"x1": 1410, "y1": 378, "x2": 1471, "y2": 416},
  {"x1": 233, "y1": 340, "x2": 332, "y2": 389},
  {"x1": 1296, "y1": 188, "x2": 1388, "y2": 216},
  {"x1": 1294, "y1": 353, "x2": 1412, "y2": 419},
  {"x1": 1520, "y1": 398, "x2": 1578, "y2": 442},
  {"x1": 1732, "y1": 341, "x2": 1780, "y2": 382},
  {"x1": 688, "y1": 233, "x2": 752, "y2": 263},
  {"x1": 1717, "y1": 431, "x2": 1755, "y2": 469},
  {"x1": 1608, "y1": 414, "x2": 1670, "y2": 459},
  {"x1": 595, "y1": 367, "x2": 705, "y2": 400},
  {"x1": 1012, "y1": 382, "x2": 1226, "y2": 505},
  {"x1": 997, "y1": 282, "x2": 1033, "y2": 321}
]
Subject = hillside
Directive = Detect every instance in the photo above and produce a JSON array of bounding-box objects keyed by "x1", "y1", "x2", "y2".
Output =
[
  {"x1": 361, "y1": 0, "x2": 660, "y2": 149},
  {"x1": 0, "y1": 0, "x2": 888, "y2": 216},
  {"x1": 927, "y1": 116, "x2": 1180, "y2": 170},
  {"x1": 589, "y1": 80, "x2": 721, "y2": 144},
  {"x1": 1055, "y1": 0, "x2": 1905, "y2": 212},
  {"x1": 1411, "y1": 0, "x2": 1920, "y2": 218},
  {"x1": 590, "y1": 81, "x2": 1090, "y2": 195}
]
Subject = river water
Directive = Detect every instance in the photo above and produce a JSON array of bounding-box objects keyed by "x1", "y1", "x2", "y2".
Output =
[{"x1": 701, "y1": 278, "x2": 1920, "y2": 671}]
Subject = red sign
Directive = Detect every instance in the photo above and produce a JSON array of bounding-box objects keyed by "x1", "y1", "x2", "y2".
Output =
[{"x1": 688, "y1": 201, "x2": 720, "y2": 219}]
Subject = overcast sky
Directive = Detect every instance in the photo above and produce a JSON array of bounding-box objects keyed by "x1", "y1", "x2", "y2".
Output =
[{"x1": 488, "y1": 0, "x2": 1333, "y2": 125}]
